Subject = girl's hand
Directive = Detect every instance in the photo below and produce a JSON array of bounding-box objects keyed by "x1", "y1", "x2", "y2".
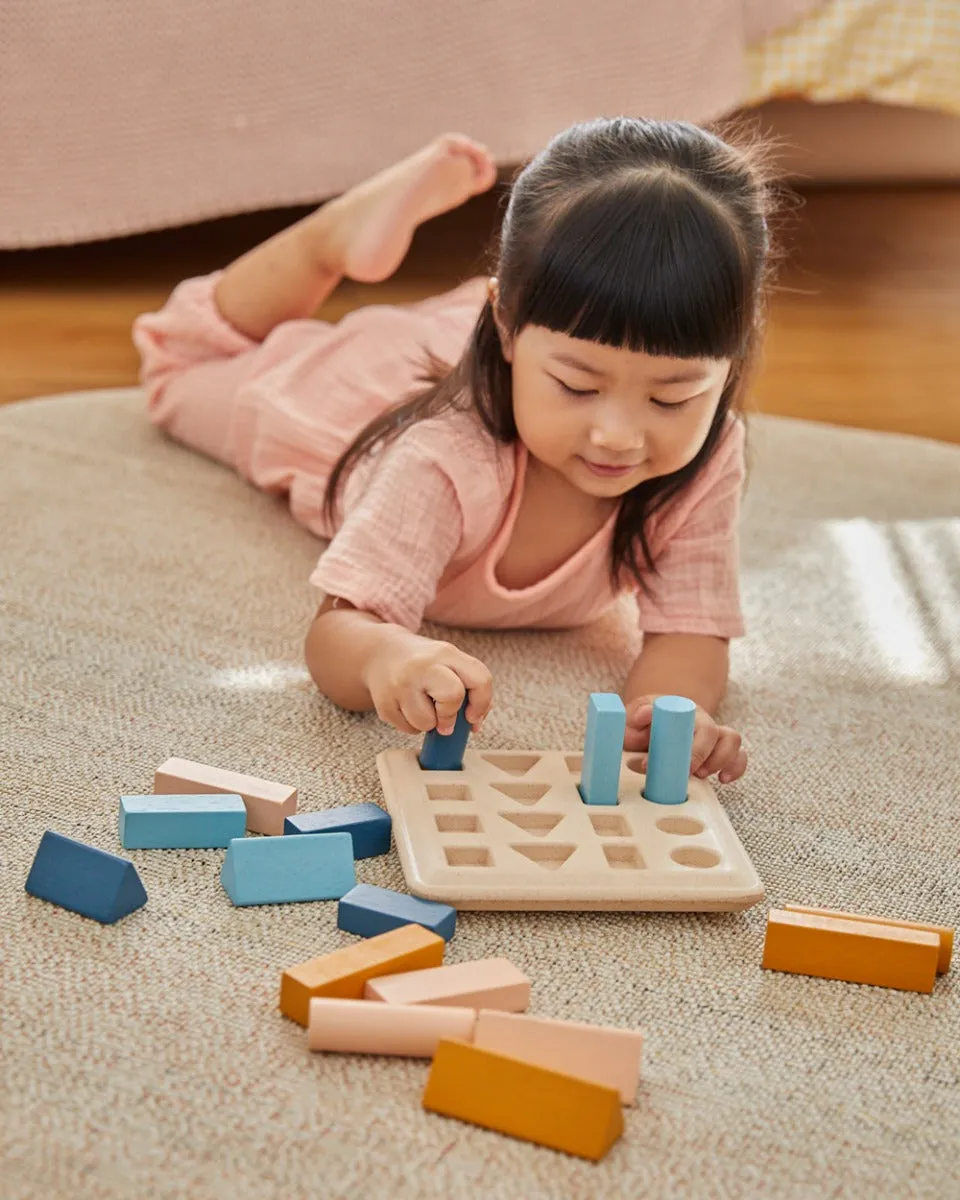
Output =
[
  {"x1": 624, "y1": 698, "x2": 747, "y2": 784},
  {"x1": 362, "y1": 635, "x2": 493, "y2": 737}
]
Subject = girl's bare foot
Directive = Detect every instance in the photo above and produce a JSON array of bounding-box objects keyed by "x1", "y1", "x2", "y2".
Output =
[{"x1": 311, "y1": 134, "x2": 498, "y2": 283}]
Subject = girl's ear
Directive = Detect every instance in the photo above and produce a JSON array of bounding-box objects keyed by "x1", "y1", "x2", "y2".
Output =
[{"x1": 487, "y1": 277, "x2": 514, "y2": 363}]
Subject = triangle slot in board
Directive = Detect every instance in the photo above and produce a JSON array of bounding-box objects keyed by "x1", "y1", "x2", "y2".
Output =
[
  {"x1": 499, "y1": 811, "x2": 564, "y2": 837},
  {"x1": 511, "y1": 843, "x2": 576, "y2": 870},
  {"x1": 480, "y1": 753, "x2": 542, "y2": 777},
  {"x1": 490, "y1": 782, "x2": 551, "y2": 806}
]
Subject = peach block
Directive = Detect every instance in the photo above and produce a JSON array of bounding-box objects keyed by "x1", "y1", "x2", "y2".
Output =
[
  {"x1": 472, "y1": 1009, "x2": 643, "y2": 1104},
  {"x1": 783, "y1": 903, "x2": 953, "y2": 974},
  {"x1": 308, "y1": 997, "x2": 476, "y2": 1056},
  {"x1": 364, "y1": 957, "x2": 530, "y2": 1010},
  {"x1": 155, "y1": 756, "x2": 296, "y2": 836},
  {"x1": 762, "y1": 909, "x2": 940, "y2": 993},
  {"x1": 280, "y1": 924, "x2": 445, "y2": 1027},
  {"x1": 423, "y1": 1038, "x2": 623, "y2": 1162}
]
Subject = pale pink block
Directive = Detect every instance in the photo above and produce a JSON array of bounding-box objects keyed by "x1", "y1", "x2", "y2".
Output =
[
  {"x1": 472, "y1": 1010, "x2": 643, "y2": 1105},
  {"x1": 363, "y1": 957, "x2": 530, "y2": 1011},
  {"x1": 154, "y1": 757, "x2": 297, "y2": 836},
  {"x1": 307, "y1": 997, "x2": 476, "y2": 1056}
]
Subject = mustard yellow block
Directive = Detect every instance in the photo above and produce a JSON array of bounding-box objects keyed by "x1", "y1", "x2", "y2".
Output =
[
  {"x1": 280, "y1": 923, "x2": 445, "y2": 1027},
  {"x1": 762, "y1": 910, "x2": 939, "y2": 994},
  {"x1": 783, "y1": 904, "x2": 953, "y2": 974},
  {"x1": 422, "y1": 1038, "x2": 624, "y2": 1162}
]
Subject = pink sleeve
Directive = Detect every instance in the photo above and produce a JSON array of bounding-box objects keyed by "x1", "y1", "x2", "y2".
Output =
[
  {"x1": 309, "y1": 434, "x2": 464, "y2": 632},
  {"x1": 637, "y1": 418, "x2": 747, "y2": 639}
]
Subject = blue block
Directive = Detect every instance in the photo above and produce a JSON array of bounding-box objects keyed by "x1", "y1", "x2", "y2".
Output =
[
  {"x1": 283, "y1": 802, "x2": 392, "y2": 858},
  {"x1": 578, "y1": 692, "x2": 626, "y2": 806},
  {"x1": 337, "y1": 882, "x2": 456, "y2": 941},
  {"x1": 119, "y1": 793, "x2": 246, "y2": 849},
  {"x1": 25, "y1": 830, "x2": 147, "y2": 924},
  {"x1": 419, "y1": 698, "x2": 471, "y2": 771},
  {"x1": 220, "y1": 832, "x2": 355, "y2": 907},
  {"x1": 643, "y1": 695, "x2": 696, "y2": 805}
]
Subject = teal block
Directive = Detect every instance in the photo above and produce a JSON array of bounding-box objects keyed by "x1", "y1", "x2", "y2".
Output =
[
  {"x1": 643, "y1": 695, "x2": 696, "y2": 805},
  {"x1": 578, "y1": 692, "x2": 626, "y2": 806},
  {"x1": 25, "y1": 830, "x2": 147, "y2": 924},
  {"x1": 119, "y1": 793, "x2": 246, "y2": 849},
  {"x1": 220, "y1": 831, "x2": 355, "y2": 907}
]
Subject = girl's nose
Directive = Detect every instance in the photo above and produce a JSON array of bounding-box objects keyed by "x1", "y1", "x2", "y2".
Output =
[{"x1": 589, "y1": 425, "x2": 645, "y2": 452}]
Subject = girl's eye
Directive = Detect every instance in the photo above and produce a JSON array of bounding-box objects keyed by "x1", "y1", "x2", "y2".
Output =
[
  {"x1": 651, "y1": 398, "x2": 692, "y2": 410},
  {"x1": 554, "y1": 377, "x2": 596, "y2": 398}
]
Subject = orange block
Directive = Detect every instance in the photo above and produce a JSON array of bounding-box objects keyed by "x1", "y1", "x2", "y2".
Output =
[
  {"x1": 762, "y1": 909, "x2": 939, "y2": 993},
  {"x1": 280, "y1": 924, "x2": 445, "y2": 1027},
  {"x1": 422, "y1": 1038, "x2": 623, "y2": 1162},
  {"x1": 783, "y1": 904, "x2": 953, "y2": 974}
]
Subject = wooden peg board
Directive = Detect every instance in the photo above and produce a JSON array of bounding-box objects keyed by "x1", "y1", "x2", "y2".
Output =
[{"x1": 376, "y1": 747, "x2": 764, "y2": 911}]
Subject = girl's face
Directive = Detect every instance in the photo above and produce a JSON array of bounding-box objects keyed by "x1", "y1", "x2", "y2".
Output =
[{"x1": 503, "y1": 321, "x2": 732, "y2": 502}]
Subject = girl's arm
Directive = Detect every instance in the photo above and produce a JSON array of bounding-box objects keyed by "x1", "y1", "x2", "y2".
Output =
[
  {"x1": 305, "y1": 595, "x2": 493, "y2": 734},
  {"x1": 304, "y1": 595, "x2": 424, "y2": 712},
  {"x1": 623, "y1": 632, "x2": 729, "y2": 716}
]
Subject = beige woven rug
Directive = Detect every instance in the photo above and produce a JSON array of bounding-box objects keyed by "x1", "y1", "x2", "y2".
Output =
[{"x1": 1, "y1": 388, "x2": 958, "y2": 1199}]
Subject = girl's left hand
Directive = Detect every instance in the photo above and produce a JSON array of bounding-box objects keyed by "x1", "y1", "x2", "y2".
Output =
[{"x1": 623, "y1": 699, "x2": 748, "y2": 784}]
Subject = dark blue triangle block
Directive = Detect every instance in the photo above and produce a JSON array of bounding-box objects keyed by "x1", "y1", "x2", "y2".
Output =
[
  {"x1": 25, "y1": 830, "x2": 148, "y2": 925},
  {"x1": 283, "y1": 802, "x2": 391, "y2": 858}
]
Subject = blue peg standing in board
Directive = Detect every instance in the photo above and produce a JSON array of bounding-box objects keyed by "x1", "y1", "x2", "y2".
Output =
[
  {"x1": 419, "y1": 697, "x2": 472, "y2": 771},
  {"x1": 643, "y1": 695, "x2": 696, "y2": 805},
  {"x1": 579, "y1": 693, "x2": 626, "y2": 806}
]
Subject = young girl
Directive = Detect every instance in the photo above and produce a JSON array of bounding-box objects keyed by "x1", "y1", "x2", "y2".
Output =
[{"x1": 134, "y1": 117, "x2": 772, "y2": 786}]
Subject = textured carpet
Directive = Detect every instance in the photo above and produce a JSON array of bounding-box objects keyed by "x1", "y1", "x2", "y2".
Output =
[{"x1": 1, "y1": 388, "x2": 958, "y2": 1200}]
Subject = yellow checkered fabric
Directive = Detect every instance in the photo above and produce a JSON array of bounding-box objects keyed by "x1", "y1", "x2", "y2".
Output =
[{"x1": 748, "y1": 0, "x2": 960, "y2": 115}]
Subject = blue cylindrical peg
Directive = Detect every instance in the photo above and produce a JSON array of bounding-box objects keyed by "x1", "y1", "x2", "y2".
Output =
[
  {"x1": 643, "y1": 695, "x2": 696, "y2": 805},
  {"x1": 418, "y1": 698, "x2": 472, "y2": 771}
]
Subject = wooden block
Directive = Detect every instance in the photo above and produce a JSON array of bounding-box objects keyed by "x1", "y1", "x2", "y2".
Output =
[
  {"x1": 119, "y1": 793, "x2": 246, "y2": 849},
  {"x1": 419, "y1": 698, "x2": 471, "y2": 771},
  {"x1": 308, "y1": 997, "x2": 476, "y2": 1056},
  {"x1": 472, "y1": 1010, "x2": 643, "y2": 1104},
  {"x1": 283, "y1": 802, "x2": 391, "y2": 858},
  {"x1": 762, "y1": 909, "x2": 939, "y2": 993},
  {"x1": 337, "y1": 882, "x2": 456, "y2": 941},
  {"x1": 423, "y1": 1038, "x2": 623, "y2": 1161},
  {"x1": 783, "y1": 904, "x2": 953, "y2": 974},
  {"x1": 25, "y1": 831, "x2": 147, "y2": 925},
  {"x1": 154, "y1": 756, "x2": 296, "y2": 836},
  {"x1": 365, "y1": 957, "x2": 530, "y2": 1010},
  {"x1": 280, "y1": 923, "x2": 445, "y2": 1027},
  {"x1": 643, "y1": 695, "x2": 696, "y2": 806},
  {"x1": 578, "y1": 693, "x2": 626, "y2": 806},
  {"x1": 220, "y1": 832, "x2": 354, "y2": 906}
]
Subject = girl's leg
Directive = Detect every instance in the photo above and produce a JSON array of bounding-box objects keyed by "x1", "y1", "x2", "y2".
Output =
[{"x1": 213, "y1": 134, "x2": 497, "y2": 342}]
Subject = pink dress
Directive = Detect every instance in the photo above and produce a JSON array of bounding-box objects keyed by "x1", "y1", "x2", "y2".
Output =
[{"x1": 133, "y1": 272, "x2": 746, "y2": 637}]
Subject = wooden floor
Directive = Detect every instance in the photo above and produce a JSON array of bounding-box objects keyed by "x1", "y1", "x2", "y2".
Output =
[{"x1": 1, "y1": 185, "x2": 958, "y2": 443}]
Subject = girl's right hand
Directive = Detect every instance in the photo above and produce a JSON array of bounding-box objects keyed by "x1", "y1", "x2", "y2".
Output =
[{"x1": 362, "y1": 635, "x2": 493, "y2": 737}]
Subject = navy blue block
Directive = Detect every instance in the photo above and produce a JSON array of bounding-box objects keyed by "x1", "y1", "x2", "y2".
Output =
[
  {"x1": 337, "y1": 882, "x2": 456, "y2": 941},
  {"x1": 25, "y1": 830, "x2": 147, "y2": 925},
  {"x1": 283, "y1": 802, "x2": 392, "y2": 858},
  {"x1": 419, "y1": 698, "x2": 471, "y2": 771}
]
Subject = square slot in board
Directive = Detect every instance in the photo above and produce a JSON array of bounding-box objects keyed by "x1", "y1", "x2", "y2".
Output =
[{"x1": 376, "y1": 748, "x2": 764, "y2": 911}]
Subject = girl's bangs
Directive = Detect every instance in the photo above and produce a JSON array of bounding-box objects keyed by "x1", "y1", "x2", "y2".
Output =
[{"x1": 514, "y1": 179, "x2": 749, "y2": 361}]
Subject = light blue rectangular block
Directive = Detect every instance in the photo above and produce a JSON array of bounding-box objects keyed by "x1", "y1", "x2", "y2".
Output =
[
  {"x1": 119, "y1": 793, "x2": 247, "y2": 849},
  {"x1": 220, "y1": 832, "x2": 355, "y2": 907},
  {"x1": 579, "y1": 692, "x2": 626, "y2": 806}
]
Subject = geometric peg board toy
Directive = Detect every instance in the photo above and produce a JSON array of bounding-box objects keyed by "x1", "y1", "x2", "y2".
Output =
[{"x1": 376, "y1": 748, "x2": 764, "y2": 912}]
